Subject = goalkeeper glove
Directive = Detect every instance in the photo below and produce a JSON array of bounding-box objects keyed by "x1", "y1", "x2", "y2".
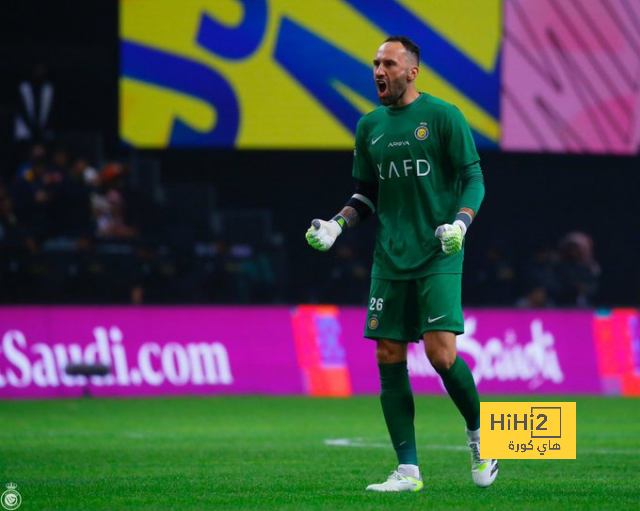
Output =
[
  {"x1": 435, "y1": 220, "x2": 467, "y2": 255},
  {"x1": 306, "y1": 218, "x2": 343, "y2": 252}
]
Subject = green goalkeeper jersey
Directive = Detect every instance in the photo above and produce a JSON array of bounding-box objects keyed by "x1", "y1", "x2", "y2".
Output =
[{"x1": 352, "y1": 93, "x2": 482, "y2": 279}]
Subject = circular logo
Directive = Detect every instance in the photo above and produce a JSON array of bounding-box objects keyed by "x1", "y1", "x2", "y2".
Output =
[
  {"x1": 368, "y1": 316, "x2": 379, "y2": 330},
  {"x1": 414, "y1": 124, "x2": 429, "y2": 141},
  {"x1": 1, "y1": 489, "x2": 21, "y2": 511}
]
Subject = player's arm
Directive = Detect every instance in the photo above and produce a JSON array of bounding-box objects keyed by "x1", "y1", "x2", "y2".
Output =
[
  {"x1": 436, "y1": 161, "x2": 485, "y2": 254},
  {"x1": 306, "y1": 178, "x2": 378, "y2": 252},
  {"x1": 435, "y1": 104, "x2": 485, "y2": 254},
  {"x1": 308, "y1": 116, "x2": 377, "y2": 252}
]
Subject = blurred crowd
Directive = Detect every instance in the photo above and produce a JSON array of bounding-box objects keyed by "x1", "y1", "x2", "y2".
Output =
[
  {"x1": 0, "y1": 143, "x2": 284, "y2": 305},
  {"x1": 1, "y1": 142, "x2": 601, "y2": 308},
  {"x1": 8, "y1": 143, "x2": 133, "y2": 243},
  {"x1": 469, "y1": 232, "x2": 601, "y2": 308}
]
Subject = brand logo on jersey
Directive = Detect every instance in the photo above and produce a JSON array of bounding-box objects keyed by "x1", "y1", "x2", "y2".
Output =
[
  {"x1": 414, "y1": 122, "x2": 429, "y2": 141},
  {"x1": 371, "y1": 133, "x2": 384, "y2": 145},
  {"x1": 387, "y1": 141, "x2": 410, "y2": 147}
]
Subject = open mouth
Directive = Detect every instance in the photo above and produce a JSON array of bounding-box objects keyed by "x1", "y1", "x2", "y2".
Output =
[{"x1": 376, "y1": 80, "x2": 387, "y2": 94}]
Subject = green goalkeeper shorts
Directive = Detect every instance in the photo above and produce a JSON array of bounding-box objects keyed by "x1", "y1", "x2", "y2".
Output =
[{"x1": 364, "y1": 274, "x2": 464, "y2": 342}]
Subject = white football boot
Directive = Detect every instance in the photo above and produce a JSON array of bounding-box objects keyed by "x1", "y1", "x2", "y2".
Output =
[
  {"x1": 469, "y1": 441, "x2": 499, "y2": 488},
  {"x1": 366, "y1": 464, "x2": 424, "y2": 492}
]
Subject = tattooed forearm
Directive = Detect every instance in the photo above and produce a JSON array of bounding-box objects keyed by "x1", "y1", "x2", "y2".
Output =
[{"x1": 337, "y1": 206, "x2": 360, "y2": 229}]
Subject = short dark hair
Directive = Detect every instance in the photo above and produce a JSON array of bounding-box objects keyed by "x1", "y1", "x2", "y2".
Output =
[{"x1": 385, "y1": 35, "x2": 420, "y2": 65}]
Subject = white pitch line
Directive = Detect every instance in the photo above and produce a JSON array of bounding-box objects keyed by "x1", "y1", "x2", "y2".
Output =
[
  {"x1": 324, "y1": 438, "x2": 640, "y2": 456},
  {"x1": 324, "y1": 438, "x2": 466, "y2": 451}
]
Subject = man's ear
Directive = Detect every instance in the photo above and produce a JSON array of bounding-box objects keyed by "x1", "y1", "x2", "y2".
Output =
[{"x1": 407, "y1": 65, "x2": 419, "y2": 82}]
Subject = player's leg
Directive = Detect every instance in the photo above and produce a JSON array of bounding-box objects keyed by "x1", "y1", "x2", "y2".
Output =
[
  {"x1": 423, "y1": 331, "x2": 479, "y2": 434},
  {"x1": 377, "y1": 340, "x2": 413, "y2": 463},
  {"x1": 364, "y1": 279, "x2": 423, "y2": 492},
  {"x1": 367, "y1": 339, "x2": 422, "y2": 492},
  {"x1": 419, "y1": 274, "x2": 498, "y2": 488}
]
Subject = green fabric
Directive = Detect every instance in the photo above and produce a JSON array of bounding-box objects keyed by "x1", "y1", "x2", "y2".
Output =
[
  {"x1": 364, "y1": 274, "x2": 464, "y2": 342},
  {"x1": 437, "y1": 356, "x2": 480, "y2": 430},
  {"x1": 458, "y1": 161, "x2": 485, "y2": 215},
  {"x1": 379, "y1": 361, "x2": 418, "y2": 466},
  {"x1": 351, "y1": 93, "x2": 483, "y2": 280}
]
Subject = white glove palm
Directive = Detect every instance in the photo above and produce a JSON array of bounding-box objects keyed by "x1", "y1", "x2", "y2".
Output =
[
  {"x1": 435, "y1": 220, "x2": 466, "y2": 255},
  {"x1": 306, "y1": 219, "x2": 342, "y2": 252}
]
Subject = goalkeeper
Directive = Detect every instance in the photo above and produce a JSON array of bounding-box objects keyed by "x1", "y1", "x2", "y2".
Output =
[{"x1": 306, "y1": 36, "x2": 497, "y2": 492}]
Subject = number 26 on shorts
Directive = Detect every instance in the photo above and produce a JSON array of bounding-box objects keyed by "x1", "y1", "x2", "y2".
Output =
[{"x1": 369, "y1": 297, "x2": 384, "y2": 311}]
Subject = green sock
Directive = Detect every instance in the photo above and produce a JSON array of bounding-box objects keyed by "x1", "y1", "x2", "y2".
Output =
[
  {"x1": 436, "y1": 356, "x2": 480, "y2": 431},
  {"x1": 379, "y1": 361, "x2": 418, "y2": 466}
]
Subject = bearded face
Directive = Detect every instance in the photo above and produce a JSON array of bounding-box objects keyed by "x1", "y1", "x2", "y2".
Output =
[{"x1": 373, "y1": 42, "x2": 418, "y2": 107}]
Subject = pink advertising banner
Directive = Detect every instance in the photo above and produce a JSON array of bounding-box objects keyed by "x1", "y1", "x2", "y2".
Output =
[
  {"x1": 0, "y1": 307, "x2": 304, "y2": 399},
  {"x1": 339, "y1": 309, "x2": 603, "y2": 394},
  {"x1": 0, "y1": 306, "x2": 617, "y2": 399}
]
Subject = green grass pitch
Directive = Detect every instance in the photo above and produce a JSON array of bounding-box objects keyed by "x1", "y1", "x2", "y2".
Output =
[{"x1": 1, "y1": 395, "x2": 638, "y2": 510}]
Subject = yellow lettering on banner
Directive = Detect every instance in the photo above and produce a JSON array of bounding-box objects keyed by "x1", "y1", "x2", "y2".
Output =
[
  {"x1": 481, "y1": 402, "x2": 576, "y2": 459},
  {"x1": 120, "y1": 0, "x2": 501, "y2": 148},
  {"x1": 121, "y1": 78, "x2": 217, "y2": 148},
  {"x1": 398, "y1": 0, "x2": 502, "y2": 71}
]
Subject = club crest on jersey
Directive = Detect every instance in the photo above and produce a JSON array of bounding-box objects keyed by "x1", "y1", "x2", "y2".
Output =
[
  {"x1": 368, "y1": 315, "x2": 379, "y2": 330},
  {"x1": 414, "y1": 122, "x2": 429, "y2": 141}
]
